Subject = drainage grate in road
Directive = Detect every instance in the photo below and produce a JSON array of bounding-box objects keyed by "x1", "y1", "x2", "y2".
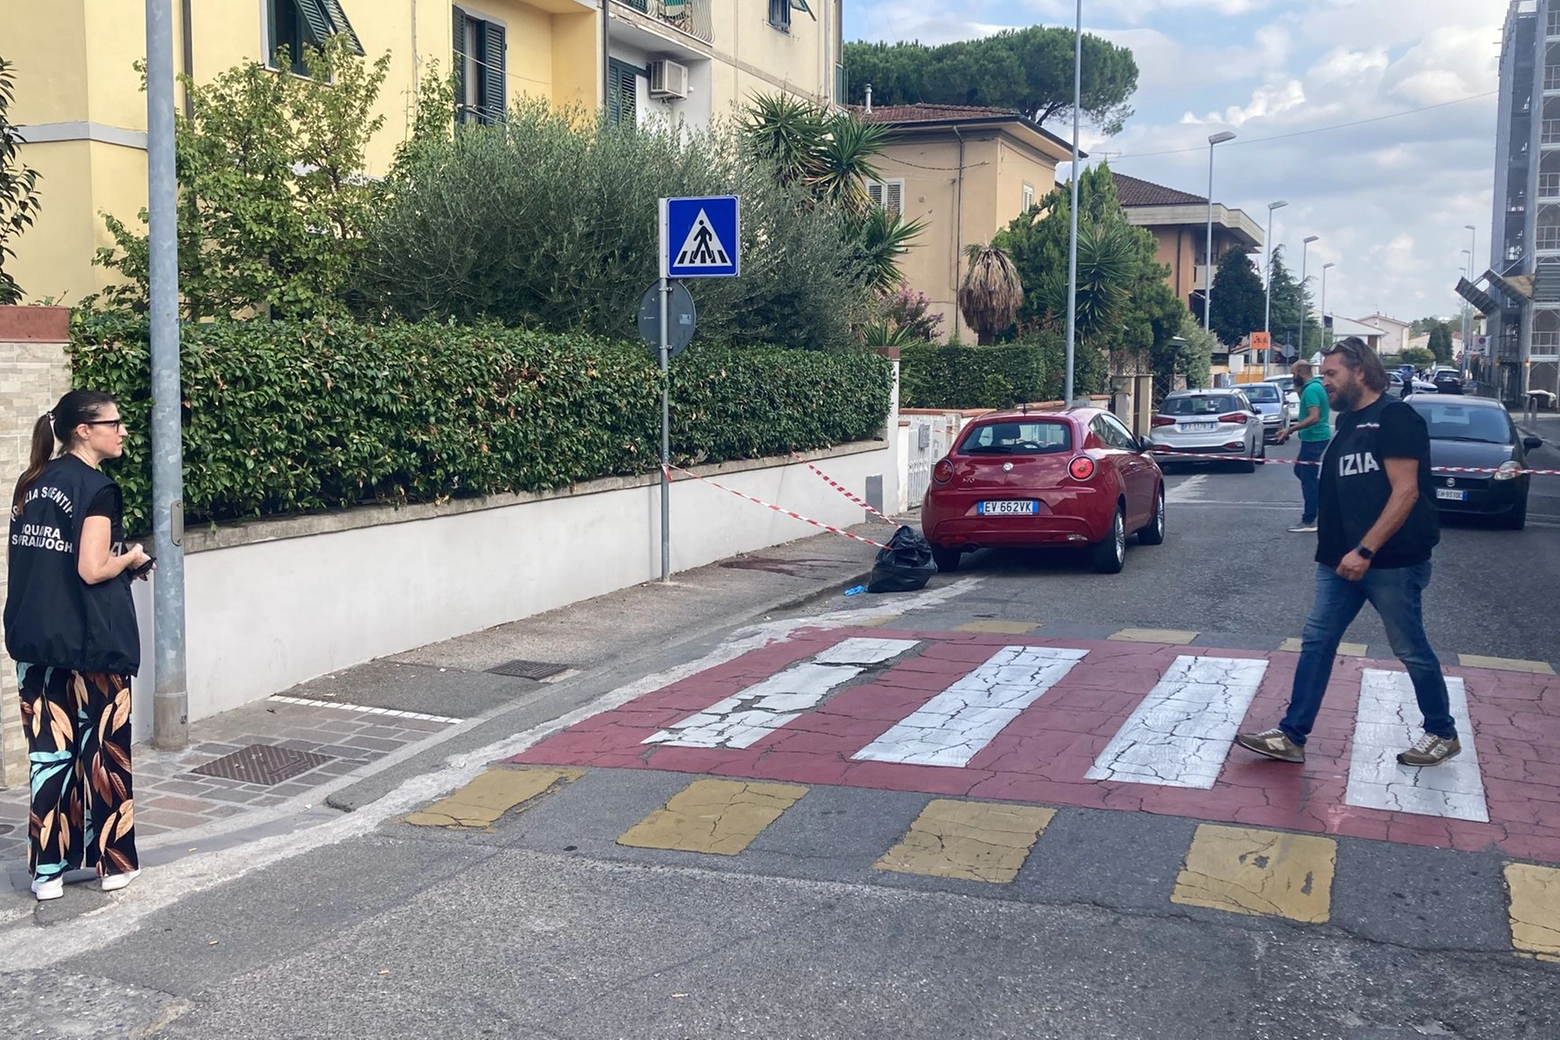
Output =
[
  {"x1": 486, "y1": 659, "x2": 569, "y2": 681},
  {"x1": 191, "y1": 743, "x2": 334, "y2": 786}
]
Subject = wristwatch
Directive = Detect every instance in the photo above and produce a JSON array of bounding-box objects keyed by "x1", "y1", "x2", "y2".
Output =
[{"x1": 1356, "y1": 545, "x2": 1376, "y2": 561}]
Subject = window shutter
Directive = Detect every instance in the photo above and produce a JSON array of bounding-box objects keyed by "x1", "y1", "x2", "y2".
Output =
[
  {"x1": 608, "y1": 59, "x2": 637, "y2": 125},
  {"x1": 293, "y1": 0, "x2": 333, "y2": 48},
  {"x1": 482, "y1": 21, "x2": 506, "y2": 122},
  {"x1": 453, "y1": 7, "x2": 468, "y2": 119},
  {"x1": 318, "y1": 0, "x2": 365, "y2": 55},
  {"x1": 885, "y1": 180, "x2": 903, "y2": 216},
  {"x1": 867, "y1": 181, "x2": 884, "y2": 209}
]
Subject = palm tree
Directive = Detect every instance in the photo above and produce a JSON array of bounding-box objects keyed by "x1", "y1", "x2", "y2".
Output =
[
  {"x1": 1034, "y1": 221, "x2": 1135, "y2": 342},
  {"x1": 850, "y1": 205, "x2": 930, "y2": 295},
  {"x1": 959, "y1": 243, "x2": 1024, "y2": 345}
]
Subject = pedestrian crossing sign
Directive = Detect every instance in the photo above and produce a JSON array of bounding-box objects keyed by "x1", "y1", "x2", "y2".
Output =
[{"x1": 661, "y1": 196, "x2": 741, "y2": 279}]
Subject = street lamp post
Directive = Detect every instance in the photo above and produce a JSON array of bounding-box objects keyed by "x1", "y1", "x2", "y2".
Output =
[
  {"x1": 1462, "y1": 248, "x2": 1474, "y2": 371},
  {"x1": 1204, "y1": 130, "x2": 1238, "y2": 332},
  {"x1": 1264, "y1": 200, "x2": 1288, "y2": 369},
  {"x1": 1464, "y1": 224, "x2": 1478, "y2": 376},
  {"x1": 1297, "y1": 235, "x2": 1319, "y2": 360},
  {"x1": 1321, "y1": 262, "x2": 1336, "y2": 347},
  {"x1": 1063, "y1": 0, "x2": 1082, "y2": 404}
]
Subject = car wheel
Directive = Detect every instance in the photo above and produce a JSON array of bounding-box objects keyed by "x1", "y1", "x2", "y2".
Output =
[
  {"x1": 1137, "y1": 485, "x2": 1166, "y2": 546},
  {"x1": 1238, "y1": 441, "x2": 1257, "y2": 474},
  {"x1": 1257, "y1": 439, "x2": 1267, "y2": 463},
  {"x1": 1502, "y1": 493, "x2": 1528, "y2": 531},
  {"x1": 931, "y1": 544, "x2": 963, "y2": 572},
  {"x1": 1092, "y1": 506, "x2": 1127, "y2": 573}
]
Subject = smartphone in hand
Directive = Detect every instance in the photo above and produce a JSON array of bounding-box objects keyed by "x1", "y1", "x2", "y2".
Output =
[{"x1": 128, "y1": 556, "x2": 156, "y2": 580}]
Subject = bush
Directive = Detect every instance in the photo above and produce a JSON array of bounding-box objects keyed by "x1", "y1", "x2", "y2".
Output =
[
  {"x1": 899, "y1": 334, "x2": 1106, "y2": 410},
  {"x1": 70, "y1": 313, "x2": 891, "y2": 531}
]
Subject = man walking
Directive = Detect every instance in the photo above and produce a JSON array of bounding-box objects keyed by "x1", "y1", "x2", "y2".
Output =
[
  {"x1": 1236, "y1": 337, "x2": 1460, "y2": 767},
  {"x1": 1273, "y1": 359, "x2": 1330, "y2": 533}
]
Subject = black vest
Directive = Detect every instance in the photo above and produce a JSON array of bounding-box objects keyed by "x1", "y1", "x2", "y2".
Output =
[
  {"x1": 5, "y1": 456, "x2": 141, "y2": 675},
  {"x1": 1316, "y1": 396, "x2": 1439, "y2": 570}
]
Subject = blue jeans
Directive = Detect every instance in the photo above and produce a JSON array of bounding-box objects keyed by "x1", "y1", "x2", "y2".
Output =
[
  {"x1": 1295, "y1": 439, "x2": 1326, "y2": 524},
  {"x1": 1280, "y1": 562, "x2": 1456, "y2": 746}
]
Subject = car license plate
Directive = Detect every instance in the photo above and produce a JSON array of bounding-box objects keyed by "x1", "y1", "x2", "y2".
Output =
[
  {"x1": 1183, "y1": 422, "x2": 1216, "y2": 431},
  {"x1": 978, "y1": 500, "x2": 1038, "y2": 516},
  {"x1": 1435, "y1": 488, "x2": 1467, "y2": 502}
]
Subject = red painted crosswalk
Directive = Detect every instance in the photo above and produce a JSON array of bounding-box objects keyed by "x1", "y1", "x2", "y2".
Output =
[{"x1": 511, "y1": 626, "x2": 1560, "y2": 863}]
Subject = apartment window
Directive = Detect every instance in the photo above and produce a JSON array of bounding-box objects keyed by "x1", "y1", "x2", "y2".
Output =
[
  {"x1": 265, "y1": 0, "x2": 363, "y2": 75},
  {"x1": 454, "y1": 7, "x2": 507, "y2": 125},
  {"x1": 866, "y1": 178, "x2": 904, "y2": 217},
  {"x1": 1022, "y1": 183, "x2": 1036, "y2": 211},
  {"x1": 1546, "y1": 66, "x2": 1560, "y2": 91},
  {"x1": 769, "y1": 0, "x2": 791, "y2": 32},
  {"x1": 835, "y1": 62, "x2": 845, "y2": 104},
  {"x1": 1549, "y1": 8, "x2": 1560, "y2": 36},
  {"x1": 1542, "y1": 172, "x2": 1560, "y2": 197},
  {"x1": 1545, "y1": 119, "x2": 1560, "y2": 145},
  {"x1": 1538, "y1": 224, "x2": 1560, "y2": 251},
  {"x1": 607, "y1": 59, "x2": 644, "y2": 126}
]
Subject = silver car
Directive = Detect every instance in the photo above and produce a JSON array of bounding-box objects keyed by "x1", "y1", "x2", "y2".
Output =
[
  {"x1": 1147, "y1": 389, "x2": 1264, "y2": 472},
  {"x1": 1236, "y1": 382, "x2": 1292, "y2": 443}
]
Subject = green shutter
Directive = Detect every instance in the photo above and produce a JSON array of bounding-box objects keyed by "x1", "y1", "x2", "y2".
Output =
[
  {"x1": 318, "y1": 0, "x2": 365, "y2": 55},
  {"x1": 482, "y1": 22, "x2": 506, "y2": 122},
  {"x1": 453, "y1": 7, "x2": 468, "y2": 123},
  {"x1": 607, "y1": 58, "x2": 637, "y2": 126},
  {"x1": 293, "y1": 0, "x2": 333, "y2": 47}
]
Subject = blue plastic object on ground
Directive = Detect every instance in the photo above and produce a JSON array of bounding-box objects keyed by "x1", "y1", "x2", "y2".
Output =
[{"x1": 843, "y1": 585, "x2": 867, "y2": 596}]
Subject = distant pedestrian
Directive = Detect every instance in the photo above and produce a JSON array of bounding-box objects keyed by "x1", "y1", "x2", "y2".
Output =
[
  {"x1": 1236, "y1": 338, "x2": 1460, "y2": 767},
  {"x1": 1272, "y1": 359, "x2": 1330, "y2": 533},
  {"x1": 6, "y1": 390, "x2": 150, "y2": 901}
]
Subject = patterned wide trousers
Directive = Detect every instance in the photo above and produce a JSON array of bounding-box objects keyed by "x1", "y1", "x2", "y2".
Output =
[{"x1": 18, "y1": 663, "x2": 138, "y2": 881}]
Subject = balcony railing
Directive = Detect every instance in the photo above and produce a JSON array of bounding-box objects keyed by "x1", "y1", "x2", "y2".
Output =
[{"x1": 616, "y1": 0, "x2": 713, "y2": 45}]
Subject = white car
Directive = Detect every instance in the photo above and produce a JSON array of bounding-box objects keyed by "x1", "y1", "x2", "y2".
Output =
[{"x1": 1148, "y1": 389, "x2": 1265, "y2": 472}]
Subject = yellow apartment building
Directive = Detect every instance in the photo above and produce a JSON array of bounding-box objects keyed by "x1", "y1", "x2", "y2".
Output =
[
  {"x1": 3, "y1": 0, "x2": 841, "y2": 306},
  {"x1": 857, "y1": 104, "x2": 1075, "y2": 344}
]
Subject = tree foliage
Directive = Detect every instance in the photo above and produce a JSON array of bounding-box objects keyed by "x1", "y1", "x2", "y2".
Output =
[
  {"x1": 959, "y1": 243, "x2": 1023, "y2": 345},
  {"x1": 0, "y1": 56, "x2": 42, "y2": 305},
  {"x1": 1427, "y1": 322, "x2": 1454, "y2": 364},
  {"x1": 1267, "y1": 245, "x2": 1319, "y2": 356},
  {"x1": 1208, "y1": 247, "x2": 1265, "y2": 348},
  {"x1": 845, "y1": 27, "x2": 1139, "y2": 134},
  {"x1": 93, "y1": 37, "x2": 388, "y2": 319}
]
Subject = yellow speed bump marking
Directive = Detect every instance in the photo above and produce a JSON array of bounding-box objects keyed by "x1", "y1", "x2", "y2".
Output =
[
  {"x1": 1172, "y1": 824, "x2": 1336, "y2": 924},
  {"x1": 1280, "y1": 638, "x2": 1367, "y2": 657},
  {"x1": 1507, "y1": 862, "x2": 1560, "y2": 960},
  {"x1": 874, "y1": 799, "x2": 1057, "y2": 884},
  {"x1": 1459, "y1": 654, "x2": 1557, "y2": 675},
  {"x1": 617, "y1": 779, "x2": 808, "y2": 855},
  {"x1": 1110, "y1": 628, "x2": 1198, "y2": 645},
  {"x1": 403, "y1": 767, "x2": 584, "y2": 830},
  {"x1": 952, "y1": 620, "x2": 1042, "y2": 635}
]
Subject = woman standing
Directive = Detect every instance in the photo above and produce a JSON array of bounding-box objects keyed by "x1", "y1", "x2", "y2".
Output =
[{"x1": 6, "y1": 390, "x2": 151, "y2": 901}]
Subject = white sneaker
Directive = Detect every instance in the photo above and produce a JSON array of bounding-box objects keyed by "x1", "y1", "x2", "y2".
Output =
[
  {"x1": 1287, "y1": 522, "x2": 1318, "y2": 533},
  {"x1": 99, "y1": 868, "x2": 140, "y2": 892},
  {"x1": 31, "y1": 875, "x2": 63, "y2": 901}
]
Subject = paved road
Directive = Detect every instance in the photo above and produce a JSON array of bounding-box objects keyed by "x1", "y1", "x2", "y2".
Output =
[{"x1": 5, "y1": 438, "x2": 1560, "y2": 1039}]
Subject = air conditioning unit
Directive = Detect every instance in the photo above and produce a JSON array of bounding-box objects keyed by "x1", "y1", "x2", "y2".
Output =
[{"x1": 649, "y1": 60, "x2": 689, "y2": 101}]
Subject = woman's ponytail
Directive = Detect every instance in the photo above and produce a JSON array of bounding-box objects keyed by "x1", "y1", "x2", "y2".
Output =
[
  {"x1": 9, "y1": 388, "x2": 117, "y2": 513},
  {"x1": 11, "y1": 412, "x2": 57, "y2": 513}
]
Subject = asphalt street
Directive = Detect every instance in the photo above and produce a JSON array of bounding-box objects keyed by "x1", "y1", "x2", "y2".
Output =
[{"x1": 3, "y1": 436, "x2": 1559, "y2": 1040}]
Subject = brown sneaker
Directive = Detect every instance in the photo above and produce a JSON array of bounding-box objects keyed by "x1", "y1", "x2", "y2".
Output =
[
  {"x1": 1396, "y1": 733, "x2": 1461, "y2": 767},
  {"x1": 1235, "y1": 728, "x2": 1305, "y2": 763}
]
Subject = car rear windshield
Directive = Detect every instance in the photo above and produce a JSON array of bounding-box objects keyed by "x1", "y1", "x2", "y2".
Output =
[
  {"x1": 1408, "y1": 402, "x2": 1512, "y2": 444},
  {"x1": 1239, "y1": 385, "x2": 1280, "y2": 403},
  {"x1": 1160, "y1": 395, "x2": 1242, "y2": 416},
  {"x1": 959, "y1": 420, "x2": 1073, "y2": 454}
]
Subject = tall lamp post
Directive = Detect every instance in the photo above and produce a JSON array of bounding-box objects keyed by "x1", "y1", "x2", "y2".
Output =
[
  {"x1": 1297, "y1": 234, "x2": 1319, "y2": 360},
  {"x1": 1321, "y1": 262, "x2": 1336, "y2": 348},
  {"x1": 1464, "y1": 223, "x2": 1478, "y2": 376},
  {"x1": 1063, "y1": 0, "x2": 1082, "y2": 404},
  {"x1": 1264, "y1": 200, "x2": 1289, "y2": 368},
  {"x1": 1462, "y1": 248, "x2": 1474, "y2": 369},
  {"x1": 1204, "y1": 130, "x2": 1238, "y2": 331}
]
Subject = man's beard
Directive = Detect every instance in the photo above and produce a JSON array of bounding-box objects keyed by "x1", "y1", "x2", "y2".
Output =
[{"x1": 1328, "y1": 383, "x2": 1361, "y2": 410}]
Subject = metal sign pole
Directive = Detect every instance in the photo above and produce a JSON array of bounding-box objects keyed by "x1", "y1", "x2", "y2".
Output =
[{"x1": 658, "y1": 199, "x2": 671, "y2": 583}]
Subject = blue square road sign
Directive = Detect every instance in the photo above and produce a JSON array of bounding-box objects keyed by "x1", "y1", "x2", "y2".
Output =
[{"x1": 661, "y1": 196, "x2": 741, "y2": 279}]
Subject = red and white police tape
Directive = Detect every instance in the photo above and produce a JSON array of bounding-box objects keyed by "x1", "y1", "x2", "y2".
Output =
[
  {"x1": 665, "y1": 463, "x2": 892, "y2": 550},
  {"x1": 791, "y1": 453, "x2": 897, "y2": 525},
  {"x1": 1148, "y1": 449, "x2": 1560, "y2": 476}
]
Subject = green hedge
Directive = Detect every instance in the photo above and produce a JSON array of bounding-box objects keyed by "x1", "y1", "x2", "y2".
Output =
[
  {"x1": 69, "y1": 315, "x2": 891, "y2": 531},
  {"x1": 899, "y1": 335, "x2": 1106, "y2": 410}
]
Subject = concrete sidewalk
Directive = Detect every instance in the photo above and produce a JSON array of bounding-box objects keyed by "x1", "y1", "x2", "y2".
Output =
[{"x1": 1, "y1": 515, "x2": 903, "y2": 898}]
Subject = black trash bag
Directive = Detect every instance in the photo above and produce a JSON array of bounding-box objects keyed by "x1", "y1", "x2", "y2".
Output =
[{"x1": 867, "y1": 525, "x2": 938, "y2": 594}]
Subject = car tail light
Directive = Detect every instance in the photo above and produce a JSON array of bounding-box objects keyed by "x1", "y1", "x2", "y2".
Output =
[
  {"x1": 1151, "y1": 416, "x2": 1176, "y2": 428},
  {"x1": 1218, "y1": 413, "x2": 1248, "y2": 425},
  {"x1": 932, "y1": 459, "x2": 954, "y2": 484},
  {"x1": 1068, "y1": 456, "x2": 1096, "y2": 480}
]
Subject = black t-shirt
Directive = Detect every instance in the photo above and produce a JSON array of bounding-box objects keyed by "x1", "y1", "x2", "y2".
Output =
[{"x1": 1316, "y1": 395, "x2": 1440, "y2": 569}]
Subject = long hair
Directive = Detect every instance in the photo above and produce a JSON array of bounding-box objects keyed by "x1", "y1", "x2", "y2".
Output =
[
  {"x1": 11, "y1": 389, "x2": 117, "y2": 513},
  {"x1": 1325, "y1": 337, "x2": 1389, "y2": 393}
]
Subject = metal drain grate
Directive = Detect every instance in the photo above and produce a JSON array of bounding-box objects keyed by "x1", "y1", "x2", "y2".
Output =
[
  {"x1": 486, "y1": 659, "x2": 569, "y2": 681},
  {"x1": 191, "y1": 743, "x2": 333, "y2": 786}
]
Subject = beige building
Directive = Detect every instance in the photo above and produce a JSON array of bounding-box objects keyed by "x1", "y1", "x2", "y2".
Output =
[
  {"x1": 857, "y1": 104, "x2": 1075, "y2": 343},
  {"x1": 4, "y1": 0, "x2": 842, "y2": 306},
  {"x1": 1113, "y1": 173, "x2": 1262, "y2": 316},
  {"x1": 1359, "y1": 313, "x2": 1412, "y2": 355}
]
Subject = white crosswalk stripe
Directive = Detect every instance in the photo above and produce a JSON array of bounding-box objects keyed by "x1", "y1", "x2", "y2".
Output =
[
  {"x1": 1345, "y1": 670, "x2": 1488, "y2": 822},
  {"x1": 1085, "y1": 656, "x2": 1270, "y2": 788}
]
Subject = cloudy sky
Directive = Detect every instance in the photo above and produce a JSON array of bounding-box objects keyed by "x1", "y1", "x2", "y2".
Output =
[{"x1": 845, "y1": 0, "x2": 1509, "y2": 325}]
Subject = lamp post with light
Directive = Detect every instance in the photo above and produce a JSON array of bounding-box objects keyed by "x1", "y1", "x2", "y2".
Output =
[
  {"x1": 1204, "y1": 130, "x2": 1237, "y2": 331},
  {"x1": 1321, "y1": 262, "x2": 1336, "y2": 348},
  {"x1": 1264, "y1": 200, "x2": 1288, "y2": 369},
  {"x1": 1297, "y1": 235, "x2": 1319, "y2": 360}
]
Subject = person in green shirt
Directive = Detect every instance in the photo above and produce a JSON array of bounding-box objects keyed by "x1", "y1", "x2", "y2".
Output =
[{"x1": 1273, "y1": 359, "x2": 1331, "y2": 532}]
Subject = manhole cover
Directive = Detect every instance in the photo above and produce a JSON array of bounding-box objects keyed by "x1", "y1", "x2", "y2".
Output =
[
  {"x1": 487, "y1": 659, "x2": 568, "y2": 681},
  {"x1": 191, "y1": 744, "x2": 333, "y2": 786}
]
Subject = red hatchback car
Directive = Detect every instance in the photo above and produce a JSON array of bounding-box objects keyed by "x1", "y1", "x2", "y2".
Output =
[{"x1": 921, "y1": 407, "x2": 1166, "y2": 574}]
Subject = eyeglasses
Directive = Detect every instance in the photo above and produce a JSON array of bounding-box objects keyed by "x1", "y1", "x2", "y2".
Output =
[{"x1": 82, "y1": 418, "x2": 127, "y2": 431}]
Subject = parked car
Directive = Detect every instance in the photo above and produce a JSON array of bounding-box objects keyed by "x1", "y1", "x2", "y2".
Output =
[
  {"x1": 1237, "y1": 382, "x2": 1292, "y2": 443},
  {"x1": 1431, "y1": 367, "x2": 1465, "y2": 394},
  {"x1": 921, "y1": 408, "x2": 1165, "y2": 574},
  {"x1": 1404, "y1": 396, "x2": 1541, "y2": 529},
  {"x1": 1264, "y1": 374, "x2": 1303, "y2": 420},
  {"x1": 1146, "y1": 389, "x2": 1264, "y2": 472}
]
